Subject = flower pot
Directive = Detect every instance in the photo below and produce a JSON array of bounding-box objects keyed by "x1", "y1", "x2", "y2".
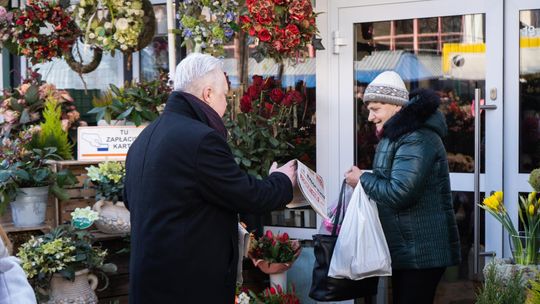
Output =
[
  {"x1": 485, "y1": 258, "x2": 540, "y2": 287},
  {"x1": 509, "y1": 232, "x2": 540, "y2": 265},
  {"x1": 44, "y1": 269, "x2": 98, "y2": 304},
  {"x1": 92, "y1": 200, "x2": 130, "y2": 234},
  {"x1": 10, "y1": 186, "x2": 48, "y2": 227}
]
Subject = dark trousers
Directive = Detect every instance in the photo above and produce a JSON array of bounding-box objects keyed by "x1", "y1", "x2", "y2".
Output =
[{"x1": 391, "y1": 267, "x2": 446, "y2": 304}]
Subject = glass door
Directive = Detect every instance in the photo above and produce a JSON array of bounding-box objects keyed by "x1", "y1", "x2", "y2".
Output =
[
  {"x1": 504, "y1": 0, "x2": 540, "y2": 260},
  {"x1": 332, "y1": 0, "x2": 503, "y2": 302}
]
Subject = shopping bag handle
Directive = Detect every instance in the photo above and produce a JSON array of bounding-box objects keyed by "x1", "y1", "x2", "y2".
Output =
[{"x1": 331, "y1": 179, "x2": 348, "y2": 236}]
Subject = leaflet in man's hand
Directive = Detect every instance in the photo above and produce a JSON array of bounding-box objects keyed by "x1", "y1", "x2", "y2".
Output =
[{"x1": 287, "y1": 160, "x2": 328, "y2": 220}]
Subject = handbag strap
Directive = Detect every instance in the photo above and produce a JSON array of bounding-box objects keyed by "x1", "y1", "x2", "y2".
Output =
[{"x1": 331, "y1": 179, "x2": 347, "y2": 236}]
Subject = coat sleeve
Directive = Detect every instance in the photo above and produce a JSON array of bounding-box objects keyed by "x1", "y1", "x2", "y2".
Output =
[
  {"x1": 360, "y1": 134, "x2": 436, "y2": 211},
  {"x1": 195, "y1": 131, "x2": 293, "y2": 214}
]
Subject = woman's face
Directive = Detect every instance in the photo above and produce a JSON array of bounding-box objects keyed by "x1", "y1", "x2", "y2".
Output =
[{"x1": 366, "y1": 102, "x2": 402, "y2": 131}]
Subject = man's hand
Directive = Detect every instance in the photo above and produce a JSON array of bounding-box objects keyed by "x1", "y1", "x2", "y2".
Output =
[
  {"x1": 270, "y1": 160, "x2": 297, "y2": 187},
  {"x1": 345, "y1": 166, "x2": 363, "y2": 188}
]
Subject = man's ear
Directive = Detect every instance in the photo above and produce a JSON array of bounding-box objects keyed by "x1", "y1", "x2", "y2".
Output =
[{"x1": 201, "y1": 86, "x2": 212, "y2": 104}]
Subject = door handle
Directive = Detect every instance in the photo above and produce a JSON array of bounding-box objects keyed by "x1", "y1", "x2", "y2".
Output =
[{"x1": 473, "y1": 88, "x2": 498, "y2": 275}]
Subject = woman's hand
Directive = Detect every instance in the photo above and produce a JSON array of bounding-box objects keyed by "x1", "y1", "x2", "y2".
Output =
[{"x1": 345, "y1": 166, "x2": 363, "y2": 188}]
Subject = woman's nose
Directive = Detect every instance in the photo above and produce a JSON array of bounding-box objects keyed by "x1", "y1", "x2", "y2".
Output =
[{"x1": 368, "y1": 112, "x2": 375, "y2": 122}]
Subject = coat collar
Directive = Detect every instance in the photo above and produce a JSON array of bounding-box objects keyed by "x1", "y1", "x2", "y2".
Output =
[
  {"x1": 382, "y1": 88, "x2": 447, "y2": 141},
  {"x1": 164, "y1": 91, "x2": 209, "y2": 124}
]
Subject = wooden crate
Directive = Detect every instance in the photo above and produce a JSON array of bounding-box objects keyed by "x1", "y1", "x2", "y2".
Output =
[{"x1": 54, "y1": 160, "x2": 101, "y2": 225}]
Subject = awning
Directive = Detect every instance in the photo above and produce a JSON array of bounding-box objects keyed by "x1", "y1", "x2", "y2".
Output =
[{"x1": 355, "y1": 50, "x2": 441, "y2": 83}]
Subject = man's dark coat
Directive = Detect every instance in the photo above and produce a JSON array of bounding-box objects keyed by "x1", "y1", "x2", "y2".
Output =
[{"x1": 124, "y1": 91, "x2": 293, "y2": 303}]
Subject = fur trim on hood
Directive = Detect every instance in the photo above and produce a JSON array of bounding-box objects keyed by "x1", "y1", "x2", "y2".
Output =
[{"x1": 382, "y1": 89, "x2": 442, "y2": 141}]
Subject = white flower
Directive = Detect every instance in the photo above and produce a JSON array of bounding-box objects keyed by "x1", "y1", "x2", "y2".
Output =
[
  {"x1": 88, "y1": 33, "x2": 96, "y2": 39},
  {"x1": 97, "y1": 36, "x2": 104, "y2": 41},
  {"x1": 238, "y1": 292, "x2": 250, "y2": 304},
  {"x1": 71, "y1": 207, "x2": 99, "y2": 222},
  {"x1": 104, "y1": 22, "x2": 112, "y2": 29},
  {"x1": 115, "y1": 18, "x2": 129, "y2": 31},
  {"x1": 120, "y1": 44, "x2": 128, "y2": 50}
]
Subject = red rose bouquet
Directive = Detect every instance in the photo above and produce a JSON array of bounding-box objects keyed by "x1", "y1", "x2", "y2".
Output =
[
  {"x1": 240, "y1": 0, "x2": 319, "y2": 61},
  {"x1": 225, "y1": 75, "x2": 315, "y2": 178}
]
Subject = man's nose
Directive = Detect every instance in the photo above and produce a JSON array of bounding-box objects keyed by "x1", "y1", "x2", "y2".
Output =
[{"x1": 368, "y1": 112, "x2": 375, "y2": 122}]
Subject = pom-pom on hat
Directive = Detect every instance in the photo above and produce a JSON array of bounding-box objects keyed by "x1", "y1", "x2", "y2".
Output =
[{"x1": 363, "y1": 71, "x2": 409, "y2": 106}]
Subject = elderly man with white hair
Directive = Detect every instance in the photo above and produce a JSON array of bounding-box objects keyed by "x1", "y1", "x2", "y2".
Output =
[{"x1": 124, "y1": 53, "x2": 296, "y2": 303}]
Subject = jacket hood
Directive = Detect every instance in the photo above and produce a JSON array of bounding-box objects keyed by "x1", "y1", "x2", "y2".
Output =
[{"x1": 382, "y1": 88, "x2": 447, "y2": 141}]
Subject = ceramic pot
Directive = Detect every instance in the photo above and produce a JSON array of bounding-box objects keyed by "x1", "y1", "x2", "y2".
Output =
[
  {"x1": 10, "y1": 186, "x2": 48, "y2": 227},
  {"x1": 45, "y1": 269, "x2": 98, "y2": 304},
  {"x1": 92, "y1": 200, "x2": 130, "y2": 234}
]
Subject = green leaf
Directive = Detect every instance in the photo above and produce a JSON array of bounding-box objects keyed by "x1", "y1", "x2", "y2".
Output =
[
  {"x1": 131, "y1": 113, "x2": 142, "y2": 126},
  {"x1": 87, "y1": 107, "x2": 105, "y2": 114},
  {"x1": 269, "y1": 137, "x2": 279, "y2": 147},
  {"x1": 19, "y1": 109, "x2": 31, "y2": 124},
  {"x1": 116, "y1": 106, "x2": 134, "y2": 120},
  {"x1": 24, "y1": 85, "x2": 39, "y2": 105},
  {"x1": 109, "y1": 84, "x2": 121, "y2": 96},
  {"x1": 241, "y1": 159, "x2": 252, "y2": 167},
  {"x1": 9, "y1": 98, "x2": 24, "y2": 112}
]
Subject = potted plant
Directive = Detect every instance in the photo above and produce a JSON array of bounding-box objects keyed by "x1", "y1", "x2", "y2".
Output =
[
  {"x1": 17, "y1": 207, "x2": 114, "y2": 303},
  {"x1": 0, "y1": 69, "x2": 83, "y2": 140},
  {"x1": 478, "y1": 168, "x2": 540, "y2": 284},
  {"x1": 88, "y1": 73, "x2": 171, "y2": 127},
  {"x1": 85, "y1": 161, "x2": 129, "y2": 234},
  {"x1": 248, "y1": 230, "x2": 301, "y2": 291},
  {"x1": 0, "y1": 129, "x2": 76, "y2": 227}
]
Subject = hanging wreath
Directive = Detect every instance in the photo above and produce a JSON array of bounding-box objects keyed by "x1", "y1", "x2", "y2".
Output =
[
  {"x1": 240, "y1": 0, "x2": 319, "y2": 62},
  {"x1": 63, "y1": 42, "x2": 103, "y2": 74},
  {"x1": 72, "y1": 0, "x2": 155, "y2": 56},
  {"x1": 177, "y1": 0, "x2": 239, "y2": 56},
  {"x1": 12, "y1": 0, "x2": 80, "y2": 64}
]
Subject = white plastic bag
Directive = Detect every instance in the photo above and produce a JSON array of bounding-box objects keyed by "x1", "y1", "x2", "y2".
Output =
[{"x1": 328, "y1": 183, "x2": 392, "y2": 280}]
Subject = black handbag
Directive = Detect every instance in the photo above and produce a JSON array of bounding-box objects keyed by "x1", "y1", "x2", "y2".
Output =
[{"x1": 309, "y1": 180, "x2": 380, "y2": 302}]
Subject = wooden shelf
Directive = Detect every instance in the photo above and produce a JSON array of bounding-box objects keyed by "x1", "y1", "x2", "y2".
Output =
[{"x1": 2, "y1": 222, "x2": 52, "y2": 233}]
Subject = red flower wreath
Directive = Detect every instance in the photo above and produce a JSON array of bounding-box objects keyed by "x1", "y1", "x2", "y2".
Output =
[
  {"x1": 12, "y1": 0, "x2": 80, "y2": 64},
  {"x1": 240, "y1": 0, "x2": 318, "y2": 61}
]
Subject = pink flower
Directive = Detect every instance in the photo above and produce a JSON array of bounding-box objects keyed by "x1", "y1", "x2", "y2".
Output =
[{"x1": 265, "y1": 230, "x2": 273, "y2": 239}]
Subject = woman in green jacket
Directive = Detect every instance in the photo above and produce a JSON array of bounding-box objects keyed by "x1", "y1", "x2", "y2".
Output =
[{"x1": 345, "y1": 71, "x2": 460, "y2": 304}]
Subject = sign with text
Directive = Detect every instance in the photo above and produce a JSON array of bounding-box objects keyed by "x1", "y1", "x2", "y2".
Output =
[{"x1": 77, "y1": 126, "x2": 145, "y2": 161}]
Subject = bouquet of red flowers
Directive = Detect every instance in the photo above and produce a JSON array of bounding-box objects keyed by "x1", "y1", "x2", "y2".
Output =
[
  {"x1": 225, "y1": 75, "x2": 315, "y2": 178},
  {"x1": 240, "y1": 0, "x2": 319, "y2": 61},
  {"x1": 249, "y1": 230, "x2": 300, "y2": 264}
]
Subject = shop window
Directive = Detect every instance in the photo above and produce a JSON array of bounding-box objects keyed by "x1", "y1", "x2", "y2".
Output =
[{"x1": 140, "y1": 4, "x2": 169, "y2": 81}]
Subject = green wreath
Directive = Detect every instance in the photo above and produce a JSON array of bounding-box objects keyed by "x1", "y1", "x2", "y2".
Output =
[
  {"x1": 72, "y1": 0, "x2": 155, "y2": 56},
  {"x1": 177, "y1": 0, "x2": 239, "y2": 56}
]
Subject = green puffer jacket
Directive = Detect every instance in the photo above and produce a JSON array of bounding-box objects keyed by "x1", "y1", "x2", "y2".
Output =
[{"x1": 360, "y1": 89, "x2": 461, "y2": 270}]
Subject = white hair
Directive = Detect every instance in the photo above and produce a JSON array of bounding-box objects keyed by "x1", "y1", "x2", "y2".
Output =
[{"x1": 173, "y1": 53, "x2": 223, "y2": 92}]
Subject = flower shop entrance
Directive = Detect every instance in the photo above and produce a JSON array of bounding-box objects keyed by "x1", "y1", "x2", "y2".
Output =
[{"x1": 324, "y1": 0, "x2": 540, "y2": 302}]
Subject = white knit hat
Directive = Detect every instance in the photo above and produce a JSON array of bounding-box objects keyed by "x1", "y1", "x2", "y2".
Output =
[{"x1": 363, "y1": 71, "x2": 409, "y2": 106}]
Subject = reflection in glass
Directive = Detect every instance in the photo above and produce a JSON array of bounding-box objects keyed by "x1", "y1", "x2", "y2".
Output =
[
  {"x1": 140, "y1": 5, "x2": 169, "y2": 81},
  {"x1": 354, "y1": 15, "x2": 485, "y2": 173},
  {"x1": 519, "y1": 10, "x2": 540, "y2": 173}
]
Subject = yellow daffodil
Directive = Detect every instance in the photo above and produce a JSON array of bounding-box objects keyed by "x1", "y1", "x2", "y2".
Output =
[
  {"x1": 494, "y1": 191, "x2": 503, "y2": 203},
  {"x1": 529, "y1": 204, "x2": 536, "y2": 216},
  {"x1": 529, "y1": 191, "x2": 537, "y2": 204},
  {"x1": 483, "y1": 195, "x2": 501, "y2": 213}
]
